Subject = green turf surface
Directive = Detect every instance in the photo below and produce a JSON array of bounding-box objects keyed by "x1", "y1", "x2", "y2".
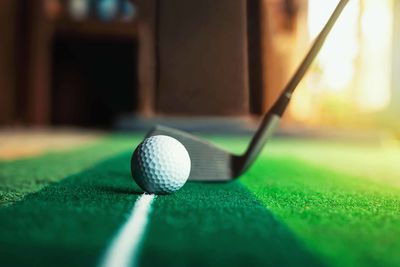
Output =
[
  {"x1": 242, "y1": 156, "x2": 400, "y2": 267},
  {"x1": 0, "y1": 134, "x2": 399, "y2": 267},
  {"x1": 0, "y1": 147, "x2": 322, "y2": 267},
  {"x1": 140, "y1": 181, "x2": 322, "y2": 267},
  {"x1": 0, "y1": 135, "x2": 139, "y2": 206},
  {"x1": 0, "y1": 151, "x2": 141, "y2": 267},
  {"x1": 213, "y1": 137, "x2": 400, "y2": 267}
]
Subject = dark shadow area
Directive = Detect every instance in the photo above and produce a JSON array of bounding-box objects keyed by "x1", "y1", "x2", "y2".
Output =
[
  {"x1": 0, "y1": 152, "x2": 141, "y2": 267},
  {"x1": 140, "y1": 181, "x2": 326, "y2": 267},
  {"x1": 98, "y1": 185, "x2": 143, "y2": 195},
  {"x1": 51, "y1": 36, "x2": 138, "y2": 128}
]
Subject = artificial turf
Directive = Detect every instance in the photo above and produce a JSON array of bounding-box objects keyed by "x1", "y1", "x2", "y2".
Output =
[
  {"x1": 0, "y1": 151, "x2": 141, "y2": 267},
  {"x1": 0, "y1": 135, "x2": 138, "y2": 206},
  {"x1": 140, "y1": 181, "x2": 322, "y2": 267},
  {"x1": 0, "y1": 134, "x2": 399, "y2": 267},
  {"x1": 242, "y1": 156, "x2": 400, "y2": 267}
]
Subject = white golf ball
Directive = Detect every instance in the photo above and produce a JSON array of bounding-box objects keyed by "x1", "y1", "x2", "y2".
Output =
[{"x1": 131, "y1": 135, "x2": 191, "y2": 194}]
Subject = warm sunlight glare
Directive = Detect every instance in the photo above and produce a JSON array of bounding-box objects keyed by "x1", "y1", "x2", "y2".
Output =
[
  {"x1": 290, "y1": 0, "x2": 393, "y2": 124},
  {"x1": 357, "y1": 0, "x2": 393, "y2": 111},
  {"x1": 308, "y1": 0, "x2": 359, "y2": 92}
]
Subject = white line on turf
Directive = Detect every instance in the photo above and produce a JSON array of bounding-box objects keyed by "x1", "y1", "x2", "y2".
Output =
[{"x1": 99, "y1": 193, "x2": 156, "y2": 267}]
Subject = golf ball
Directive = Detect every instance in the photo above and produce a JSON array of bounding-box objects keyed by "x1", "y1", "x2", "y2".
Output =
[{"x1": 131, "y1": 135, "x2": 191, "y2": 194}]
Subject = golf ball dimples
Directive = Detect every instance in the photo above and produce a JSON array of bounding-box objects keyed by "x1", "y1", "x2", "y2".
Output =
[{"x1": 131, "y1": 135, "x2": 191, "y2": 194}]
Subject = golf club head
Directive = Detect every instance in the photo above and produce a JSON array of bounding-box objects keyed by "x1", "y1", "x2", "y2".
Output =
[{"x1": 146, "y1": 125, "x2": 242, "y2": 181}]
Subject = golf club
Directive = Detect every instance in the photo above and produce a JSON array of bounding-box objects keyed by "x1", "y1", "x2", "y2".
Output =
[{"x1": 146, "y1": 0, "x2": 349, "y2": 181}]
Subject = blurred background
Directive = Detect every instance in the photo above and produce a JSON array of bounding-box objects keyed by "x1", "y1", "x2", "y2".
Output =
[{"x1": 0, "y1": 0, "x2": 398, "y2": 138}]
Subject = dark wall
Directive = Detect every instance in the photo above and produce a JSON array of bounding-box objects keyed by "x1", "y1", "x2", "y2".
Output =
[
  {"x1": 155, "y1": 0, "x2": 249, "y2": 116},
  {"x1": 0, "y1": 0, "x2": 17, "y2": 124},
  {"x1": 51, "y1": 37, "x2": 138, "y2": 128}
]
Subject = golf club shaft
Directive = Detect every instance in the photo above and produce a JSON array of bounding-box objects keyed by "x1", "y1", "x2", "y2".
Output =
[{"x1": 239, "y1": 0, "x2": 349, "y2": 174}]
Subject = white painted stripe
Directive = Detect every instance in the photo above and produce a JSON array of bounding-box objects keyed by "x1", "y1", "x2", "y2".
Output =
[{"x1": 99, "y1": 194, "x2": 156, "y2": 267}]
